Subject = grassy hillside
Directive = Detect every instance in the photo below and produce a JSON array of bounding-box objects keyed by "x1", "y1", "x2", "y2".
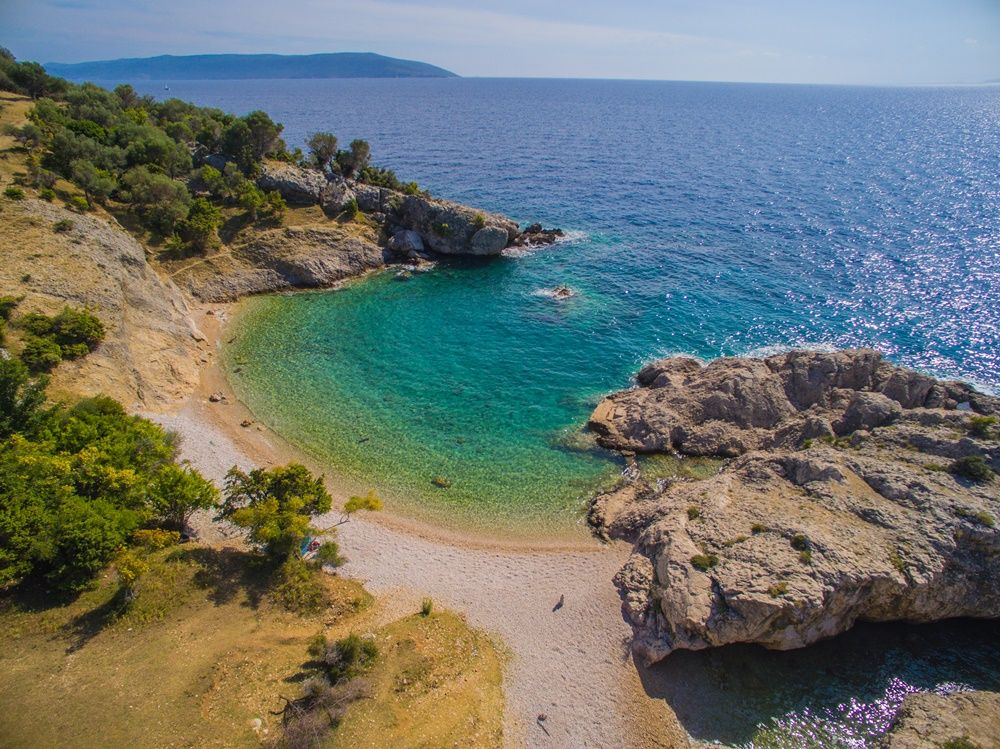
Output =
[{"x1": 0, "y1": 544, "x2": 504, "y2": 749}]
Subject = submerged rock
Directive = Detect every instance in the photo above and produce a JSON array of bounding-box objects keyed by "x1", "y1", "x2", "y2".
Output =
[{"x1": 588, "y1": 349, "x2": 1000, "y2": 664}]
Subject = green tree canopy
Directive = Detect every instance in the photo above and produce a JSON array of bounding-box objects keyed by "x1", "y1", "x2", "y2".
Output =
[{"x1": 218, "y1": 464, "x2": 332, "y2": 561}]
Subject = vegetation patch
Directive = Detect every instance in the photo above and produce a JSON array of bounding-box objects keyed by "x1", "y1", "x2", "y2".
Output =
[
  {"x1": 690, "y1": 553, "x2": 719, "y2": 572},
  {"x1": 949, "y1": 455, "x2": 995, "y2": 483},
  {"x1": 954, "y1": 507, "x2": 996, "y2": 528},
  {"x1": 968, "y1": 415, "x2": 997, "y2": 439},
  {"x1": 768, "y1": 582, "x2": 789, "y2": 598}
]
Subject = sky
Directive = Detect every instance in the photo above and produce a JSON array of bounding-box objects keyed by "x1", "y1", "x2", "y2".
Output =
[{"x1": 2, "y1": 0, "x2": 999, "y2": 84}]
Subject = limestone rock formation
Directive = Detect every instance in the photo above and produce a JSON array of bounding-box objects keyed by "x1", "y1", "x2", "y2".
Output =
[
  {"x1": 392, "y1": 194, "x2": 519, "y2": 256},
  {"x1": 256, "y1": 161, "x2": 329, "y2": 204},
  {"x1": 588, "y1": 350, "x2": 1000, "y2": 664},
  {"x1": 172, "y1": 225, "x2": 386, "y2": 302},
  {"x1": 879, "y1": 690, "x2": 1000, "y2": 748},
  {"x1": 0, "y1": 199, "x2": 201, "y2": 408}
]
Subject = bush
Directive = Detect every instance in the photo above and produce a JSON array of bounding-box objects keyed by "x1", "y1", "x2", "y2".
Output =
[
  {"x1": 0, "y1": 295, "x2": 21, "y2": 320},
  {"x1": 950, "y1": 455, "x2": 994, "y2": 483},
  {"x1": 132, "y1": 528, "x2": 181, "y2": 550},
  {"x1": 20, "y1": 334, "x2": 62, "y2": 372},
  {"x1": 39, "y1": 187, "x2": 56, "y2": 201},
  {"x1": 751, "y1": 523, "x2": 768, "y2": 534},
  {"x1": 318, "y1": 632, "x2": 378, "y2": 682},
  {"x1": 272, "y1": 556, "x2": 326, "y2": 613},
  {"x1": 52, "y1": 218, "x2": 74, "y2": 232},
  {"x1": 690, "y1": 553, "x2": 718, "y2": 572},
  {"x1": 969, "y1": 415, "x2": 997, "y2": 439},
  {"x1": 768, "y1": 582, "x2": 788, "y2": 598},
  {"x1": 4, "y1": 186, "x2": 25, "y2": 200},
  {"x1": 313, "y1": 540, "x2": 343, "y2": 568},
  {"x1": 790, "y1": 533, "x2": 810, "y2": 551},
  {"x1": 955, "y1": 507, "x2": 996, "y2": 528},
  {"x1": 68, "y1": 195, "x2": 90, "y2": 212},
  {"x1": 420, "y1": 597, "x2": 433, "y2": 617},
  {"x1": 686, "y1": 506, "x2": 701, "y2": 520}
]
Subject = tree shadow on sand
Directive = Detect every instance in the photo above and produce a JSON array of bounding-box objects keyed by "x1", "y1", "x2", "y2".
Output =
[{"x1": 636, "y1": 618, "x2": 1000, "y2": 746}]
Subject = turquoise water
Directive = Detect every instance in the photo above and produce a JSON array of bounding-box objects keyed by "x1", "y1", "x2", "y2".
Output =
[{"x1": 201, "y1": 78, "x2": 1000, "y2": 532}]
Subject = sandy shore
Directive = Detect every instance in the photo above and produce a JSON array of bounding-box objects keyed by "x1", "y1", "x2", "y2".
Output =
[{"x1": 151, "y1": 304, "x2": 687, "y2": 749}]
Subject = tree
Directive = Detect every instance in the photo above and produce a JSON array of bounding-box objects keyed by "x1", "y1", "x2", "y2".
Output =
[
  {"x1": 20, "y1": 335, "x2": 62, "y2": 373},
  {"x1": 336, "y1": 139, "x2": 371, "y2": 179},
  {"x1": 0, "y1": 358, "x2": 47, "y2": 440},
  {"x1": 218, "y1": 464, "x2": 332, "y2": 561},
  {"x1": 121, "y1": 166, "x2": 191, "y2": 234},
  {"x1": 237, "y1": 181, "x2": 266, "y2": 221},
  {"x1": 307, "y1": 132, "x2": 338, "y2": 172},
  {"x1": 70, "y1": 159, "x2": 116, "y2": 207},
  {"x1": 332, "y1": 489, "x2": 383, "y2": 526},
  {"x1": 243, "y1": 110, "x2": 284, "y2": 160},
  {"x1": 178, "y1": 197, "x2": 222, "y2": 252},
  {"x1": 149, "y1": 462, "x2": 218, "y2": 530}
]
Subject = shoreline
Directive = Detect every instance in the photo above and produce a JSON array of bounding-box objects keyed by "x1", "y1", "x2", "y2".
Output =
[
  {"x1": 149, "y1": 300, "x2": 688, "y2": 749},
  {"x1": 182, "y1": 298, "x2": 611, "y2": 552}
]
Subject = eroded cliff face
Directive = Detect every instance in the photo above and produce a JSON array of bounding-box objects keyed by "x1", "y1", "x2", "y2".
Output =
[
  {"x1": 588, "y1": 350, "x2": 1000, "y2": 664},
  {"x1": 0, "y1": 198, "x2": 202, "y2": 409}
]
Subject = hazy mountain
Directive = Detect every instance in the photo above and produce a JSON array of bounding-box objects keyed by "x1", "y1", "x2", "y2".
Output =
[{"x1": 45, "y1": 52, "x2": 458, "y2": 80}]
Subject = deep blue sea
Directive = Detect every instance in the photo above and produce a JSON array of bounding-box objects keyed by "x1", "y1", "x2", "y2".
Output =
[{"x1": 113, "y1": 77, "x2": 1000, "y2": 746}]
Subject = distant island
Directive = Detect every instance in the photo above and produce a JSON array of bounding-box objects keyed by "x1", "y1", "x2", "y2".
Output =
[{"x1": 45, "y1": 52, "x2": 458, "y2": 80}]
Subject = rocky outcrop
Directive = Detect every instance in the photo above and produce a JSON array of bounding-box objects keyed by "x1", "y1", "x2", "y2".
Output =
[
  {"x1": 256, "y1": 161, "x2": 328, "y2": 204},
  {"x1": 172, "y1": 225, "x2": 386, "y2": 302},
  {"x1": 588, "y1": 350, "x2": 1000, "y2": 664},
  {"x1": 879, "y1": 690, "x2": 1000, "y2": 748},
  {"x1": 0, "y1": 199, "x2": 201, "y2": 408},
  {"x1": 389, "y1": 194, "x2": 519, "y2": 256}
]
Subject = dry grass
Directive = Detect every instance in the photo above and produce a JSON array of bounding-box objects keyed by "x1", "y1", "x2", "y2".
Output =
[{"x1": 0, "y1": 544, "x2": 503, "y2": 749}]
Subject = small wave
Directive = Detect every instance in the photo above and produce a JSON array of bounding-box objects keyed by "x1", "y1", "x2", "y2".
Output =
[{"x1": 741, "y1": 341, "x2": 842, "y2": 358}]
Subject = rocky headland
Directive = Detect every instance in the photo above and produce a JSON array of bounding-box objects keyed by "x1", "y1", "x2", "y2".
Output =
[{"x1": 587, "y1": 349, "x2": 1000, "y2": 664}]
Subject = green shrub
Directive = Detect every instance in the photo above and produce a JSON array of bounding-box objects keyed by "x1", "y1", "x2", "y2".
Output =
[
  {"x1": 751, "y1": 523, "x2": 768, "y2": 534},
  {"x1": 940, "y1": 737, "x2": 981, "y2": 749},
  {"x1": 420, "y1": 597, "x2": 433, "y2": 617},
  {"x1": 969, "y1": 415, "x2": 997, "y2": 439},
  {"x1": 52, "y1": 218, "x2": 74, "y2": 232},
  {"x1": 690, "y1": 553, "x2": 718, "y2": 572},
  {"x1": 320, "y1": 632, "x2": 378, "y2": 682},
  {"x1": 346, "y1": 196, "x2": 360, "y2": 219},
  {"x1": 799, "y1": 550, "x2": 813, "y2": 565},
  {"x1": 314, "y1": 540, "x2": 344, "y2": 567},
  {"x1": 132, "y1": 528, "x2": 181, "y2": 550},
  {"x1": 955, "y1": 507, "x2": 996, "y2": 528},
  {"x1": 4, "y1": 186, "x2": 25, "y2": 200},
  {"x1": 68, "y1": 195, "x2": 90, "y2": 212},
  {"x1": 0, "y1": 295, "x2": 20, "y2": 320},
  {"x1": 768, "y1": 582, "x2": 788, "y2": 598},
  {"x1": 20, "y1": 334, "x2": 62, "y2": 372},
  {"x1": 790, "y1": 533, "x2": 810, "y2": 551},
  {"x1": 272, "y1": 556, "x2": 325, "y2": 613},
  {"x1": 432, "y1": 221, "x2": 451, "y2": 237},
  {"x1": 473, "y1": 213, "x2": 486, "y2": 229},
  {"x1": 950, "y1": 455, "x2": 994, "y2": 483},
  {"x1": 801, "y1": 438, "x2": 813, "y2": 449},
  {"x1": 686, "y1": 506, "x2": 701, "y2": 520},
  {"x1": 39, "y1": 187, "x2": 56, "y2": 201}
]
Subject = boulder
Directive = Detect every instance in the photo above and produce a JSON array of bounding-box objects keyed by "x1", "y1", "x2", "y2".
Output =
[
  {"x1": 879, "y1": 690, "x2": 1000, "y2": 749},
  {"x1": 387, "y1": 230, "x2": 425, "y2": 255},
  {"x1": 319, "y1": 180, "x2": 355, "y2": 214},
  {"x1": 588, "y1": 349, "x2": 1000, "y2": 664},
  {"x1": 256, "y1": 161, "x2": 327, "y2": 205}
]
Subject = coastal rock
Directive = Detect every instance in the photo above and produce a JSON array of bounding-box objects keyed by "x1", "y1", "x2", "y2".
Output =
[
  {"x1": 172, "y1": 225, "x2": 385, "y2": 302},
  {"x1": 256, "y1": 160, "x2": 328, "y2": 205},
  {"x1": 319, "y1": 179, "x2": 355, "y2": 214},
  {"x1": 509, "y1": 223, "x2": 566, "y2": 247},
  {"x1": 393, "y1": 194, "x2": 519, "y2": 256},
  {"x1": 387, "y1": 229, "x2": 426, "y2": 255},
  {"x1": 588, "y1": 350, "x2": 1000, "y2": 664},
  {"x1": 879, "y1": 690, "x2": 1000, "y2": 749}
]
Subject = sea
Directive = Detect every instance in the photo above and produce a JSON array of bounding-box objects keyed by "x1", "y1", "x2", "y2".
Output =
[{"x1": 120, "y1": 77, "x2": 999, "y2": 745}]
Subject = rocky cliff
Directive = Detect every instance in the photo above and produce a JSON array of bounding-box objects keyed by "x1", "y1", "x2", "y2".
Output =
[
  {"x1": 588, "y1": 350, "x2": 1000, "y2": 663},
  {"x1": 0, "y1": 198, "x2": 202, "y2": 408}
]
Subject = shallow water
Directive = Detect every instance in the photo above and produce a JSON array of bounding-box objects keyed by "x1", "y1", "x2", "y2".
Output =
[{"x1": 115, "y1": 76, "x2": 1000, "y2": 744}]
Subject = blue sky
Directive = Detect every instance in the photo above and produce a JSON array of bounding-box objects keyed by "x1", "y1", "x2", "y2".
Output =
[{"x1": 2, "y1": 0, "x2": 998, "y2": 84}]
